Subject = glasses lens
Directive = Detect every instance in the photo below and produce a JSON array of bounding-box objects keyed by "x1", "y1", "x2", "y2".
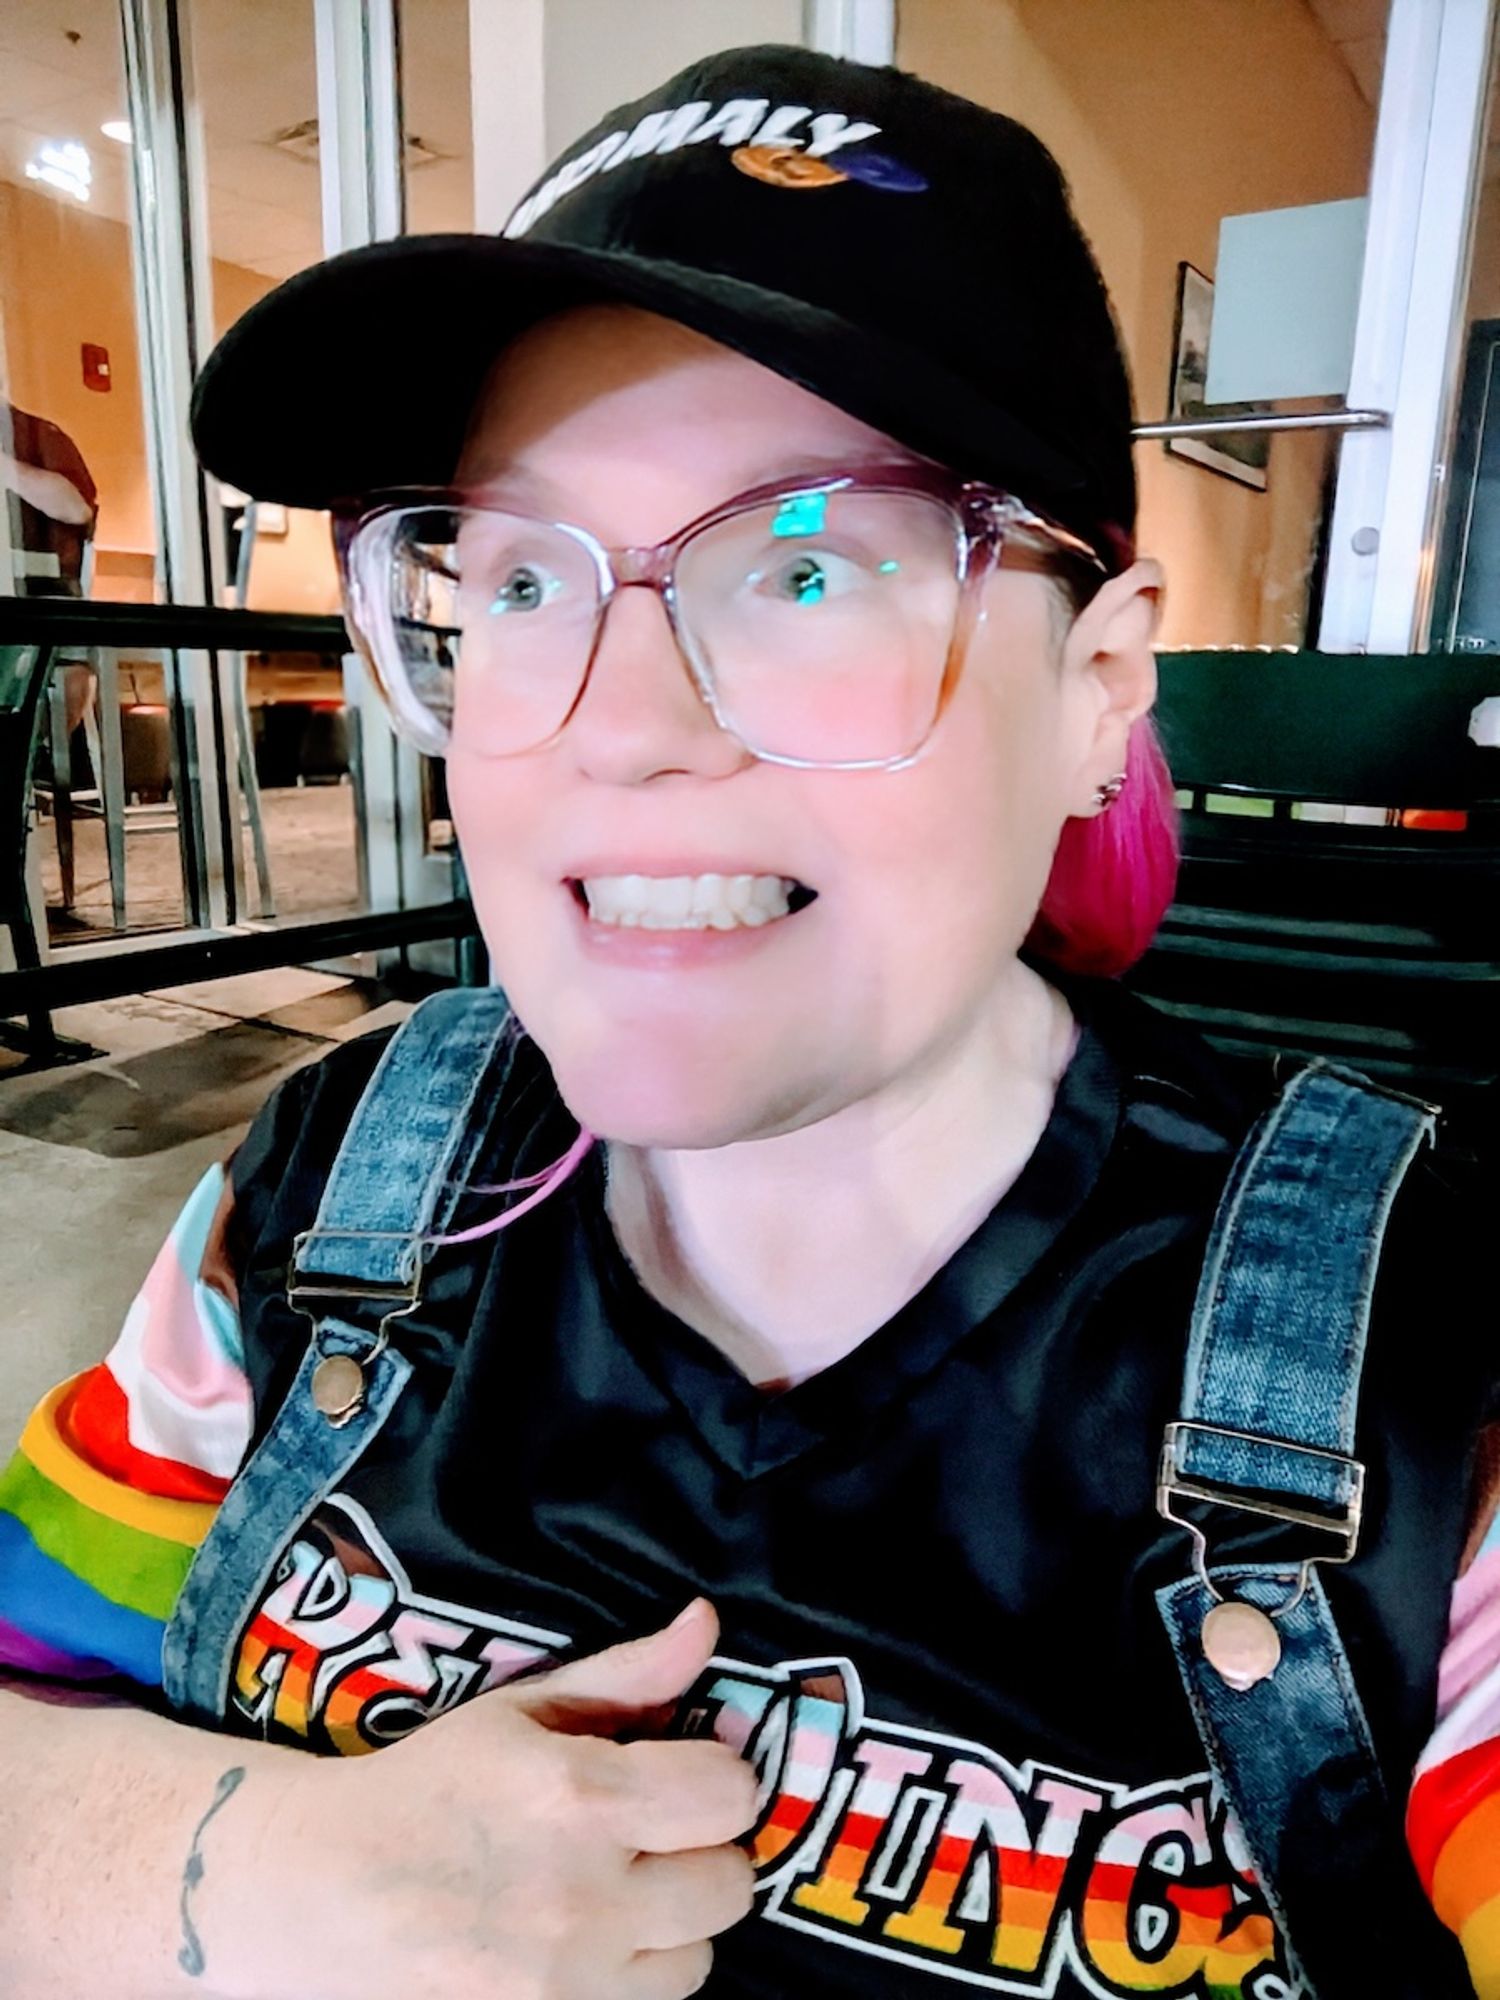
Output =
[
  {"x1": 350, "y1": 506, "x2": 600, "y2": 756},
  {"x1": 674, "y1": 487, "x2": 964, "y2": 764}
]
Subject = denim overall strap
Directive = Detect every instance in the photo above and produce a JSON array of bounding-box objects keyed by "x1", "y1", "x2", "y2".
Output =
[
  {"x1": 294, "y1": 984, "x2": 522, "y2": 1293},
  {"x1": 1155, "y1": 1062, "x2": 1471, "y2": 1998},
  {"x1": 162, "y1": 986, "x2": 517, "y2": 1723}
]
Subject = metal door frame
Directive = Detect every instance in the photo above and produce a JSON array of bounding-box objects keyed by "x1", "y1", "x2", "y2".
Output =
[{"x1": 1318, "y1": 0, "x2": 1498, "y2": 654}]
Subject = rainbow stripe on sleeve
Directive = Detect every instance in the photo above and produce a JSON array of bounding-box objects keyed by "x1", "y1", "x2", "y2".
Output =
[
  {"x1": 0, "y1": 1164, "x2": 251, "y2": 1693},
  {"x1": 1409, "y1": 1509, "x2": 1500, "y2": 1999}
]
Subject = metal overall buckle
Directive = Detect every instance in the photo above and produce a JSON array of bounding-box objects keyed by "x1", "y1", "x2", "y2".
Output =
[
  {"x1": 286, "y1": 1228, "x2": 426, "y2": 1427},
  {"x1": 1158, "y1": 1419, "x2": 1366, "y2": 1689}
]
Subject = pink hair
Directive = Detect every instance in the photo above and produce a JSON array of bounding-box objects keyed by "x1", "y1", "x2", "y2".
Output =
[
  {"x1": 1024, "y1": 717, "x2": 1180, "y2": 978},
  {"x1": 430, "y1": 1128, "x2": 596, "y2": 1247}
]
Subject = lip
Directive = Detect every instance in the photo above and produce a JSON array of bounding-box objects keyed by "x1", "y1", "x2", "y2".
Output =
[
  {"x1": 563, "y1": 878, "x2": 815, "y2": 968},
  {"x1": 562, "y1": 859, "x2": 808, "y2": 885}
]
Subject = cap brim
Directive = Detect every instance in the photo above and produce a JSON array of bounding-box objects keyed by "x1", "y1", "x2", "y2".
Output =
[{"x1": 191, "y1": 232, "x2": 1091, "y2": 521}]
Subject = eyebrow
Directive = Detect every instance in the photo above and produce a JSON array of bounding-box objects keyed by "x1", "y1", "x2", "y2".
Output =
[{"x1": 461, "y1": 447, "x2": 940, "y2": 510}]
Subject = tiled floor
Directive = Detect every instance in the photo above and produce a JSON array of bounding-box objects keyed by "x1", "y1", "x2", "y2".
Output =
[
  {"x1": 0, "y1": 967, "x2": 411, "y2": 1452},
  {"x1": 39, "y1": 784, "x2": 361, "y2": 939}
]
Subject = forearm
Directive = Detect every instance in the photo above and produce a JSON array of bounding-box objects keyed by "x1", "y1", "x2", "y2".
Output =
[
  {"x1": 0, "y1": 454, "x2": 94, "y2": 525},
  {"x1": 0, "y1": 1681, "x2": 290, "y2": 2000}
]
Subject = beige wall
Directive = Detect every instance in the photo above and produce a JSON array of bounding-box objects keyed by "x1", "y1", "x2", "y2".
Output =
[
  {"x1": 0, "y1": 179, "x2": 338, "y2": 612},
  {"x1": 0, "y1": 179, "x2": 154, "y2": 589},
  {"x1": 898, "y1": 0, "x2": 1376, "y2": 647},
  {"x1": 543, "y1": 0, "x2": 803, "y2": 158}
]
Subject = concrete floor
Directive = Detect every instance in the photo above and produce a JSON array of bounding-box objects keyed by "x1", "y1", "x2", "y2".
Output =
[
  {"x1": 39, "y1": 783, "x2": 361, "y2": 940},
  {"x1": 0, "y1": 968, "x2": 412, "y2": 1452}
]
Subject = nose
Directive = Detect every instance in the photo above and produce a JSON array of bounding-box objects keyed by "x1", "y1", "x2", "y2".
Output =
[{"x1": 564, "y1": 578, "x2": 752, "y2": 786}]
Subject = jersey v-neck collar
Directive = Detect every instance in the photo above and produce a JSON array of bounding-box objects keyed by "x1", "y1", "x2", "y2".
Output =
[{"x1": 573, "y1": 1022, "x2": 1121, "y2": 1480}]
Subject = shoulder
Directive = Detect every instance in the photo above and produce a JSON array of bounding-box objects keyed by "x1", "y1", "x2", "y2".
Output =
[
  {"x1": 1058, "y1": 970, "x2": 1272, "y2": 1158},
  {"x1": 14, "y1": 407, "x2": 95, "y2": 497},
  {"x1": 223, "y1": 997, "x2": 566, "y2": 1279},
  {"x1": 1067, "y1": 973, "x2": 1495, "y2": 1405},
  {"x1": 226, "y1": 1022, "x2": 399, "y2": 1262}
]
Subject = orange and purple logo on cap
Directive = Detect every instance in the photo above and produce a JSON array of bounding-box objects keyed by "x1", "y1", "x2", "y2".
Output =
[{"x1": 731, "y1": 141, "x2": 927, "y2": 194}]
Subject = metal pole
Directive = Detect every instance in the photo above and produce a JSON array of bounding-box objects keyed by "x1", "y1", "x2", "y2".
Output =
[
  {"x1": 117, "y1": 0, "x2": 237, "y2": 928},
  {"x1": 315, "y1": 0, "x2": 405, "y2": 255},
  {"x1": 1133, "y1": 408, "x2": 1390, "y2": 441}
]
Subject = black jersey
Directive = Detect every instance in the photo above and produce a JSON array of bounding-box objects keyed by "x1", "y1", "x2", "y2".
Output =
[{"x1": 219, "y1": 975, "x2": 1484, "y2": 1999}]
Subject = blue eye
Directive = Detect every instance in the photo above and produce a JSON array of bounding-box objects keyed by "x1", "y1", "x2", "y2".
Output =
[
  {"x1": 779, "y1": 554, "x2": 833, "y2": 605},
  {"x1": 751, "y1": 548, "x2": 881, "y2": 606},
  {"x1": 488, "y1": 564, "x2": 564, "y2": 615}
]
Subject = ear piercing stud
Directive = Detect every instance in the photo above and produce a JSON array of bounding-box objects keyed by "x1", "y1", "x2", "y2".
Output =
[{"x1": 1093, "y1": 772, "x2": 1128, "y2": 811}]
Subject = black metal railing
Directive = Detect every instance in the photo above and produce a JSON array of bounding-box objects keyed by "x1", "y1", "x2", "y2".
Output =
[
  {"x1": 1, "y1": 597, "x2": 478, "y2": 1028},
  {"x1": 0, "y1": 597, "x2": 350, "y2": 654}
]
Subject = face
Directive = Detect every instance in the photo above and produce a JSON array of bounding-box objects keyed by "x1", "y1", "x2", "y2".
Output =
[{"x1": 444, "y1": 303, "x2": 1157, "y2": 1149}]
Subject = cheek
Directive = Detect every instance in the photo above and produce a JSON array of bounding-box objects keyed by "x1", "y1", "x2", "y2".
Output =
[
  {"x1": 446, "y1": 751, "x2": 500, "y2": 883},
  {"x1": 446, "y1": 748, "x2": 496, "y2": 824},
  {"x1": 445, "y1": 750, "x2": 545, "y2": 940},
  {"x1": 853, "y1": 655, "x2": 1071, "y2": 959}
]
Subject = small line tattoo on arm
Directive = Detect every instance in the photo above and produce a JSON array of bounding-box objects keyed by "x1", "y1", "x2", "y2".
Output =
[{"x1": 178, "y1": 1766, "x2": 246, "y2": 1978}]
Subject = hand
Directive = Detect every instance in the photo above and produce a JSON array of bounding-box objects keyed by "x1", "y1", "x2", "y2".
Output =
[{"x1": 215, "y1": 1599, "x2": 756, "y2": 2000}]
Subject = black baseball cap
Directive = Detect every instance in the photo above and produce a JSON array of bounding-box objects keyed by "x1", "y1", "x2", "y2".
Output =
[{"x1": 191, "y1": 43, "x2": 1138, "y2": 567}]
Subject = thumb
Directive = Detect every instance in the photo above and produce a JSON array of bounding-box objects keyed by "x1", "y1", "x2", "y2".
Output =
[{"x1": 507, "y1": 1598, "x2": 720, "y2": 1737}]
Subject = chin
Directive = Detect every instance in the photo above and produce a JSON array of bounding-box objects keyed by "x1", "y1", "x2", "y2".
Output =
[
  {"x1": 548, "y1": 1053, "x2": 773, "y2": 1150},
  {"x1": 529, "y1": 1024, "x2": 823, "y2": 1152}
]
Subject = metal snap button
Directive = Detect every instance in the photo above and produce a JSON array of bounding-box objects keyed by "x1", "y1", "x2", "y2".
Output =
[
  {"x1": 311, "y1": 1353, "x2": 365, "y2": 1425},
  {"x1": 1201, "y1": 1600, "x2": 1282, "y2": 1690}
]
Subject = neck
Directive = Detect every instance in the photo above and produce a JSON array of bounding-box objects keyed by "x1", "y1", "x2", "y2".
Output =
[{"x1": 602, "y1": 961, "x2": 1077, "y2": 1387}]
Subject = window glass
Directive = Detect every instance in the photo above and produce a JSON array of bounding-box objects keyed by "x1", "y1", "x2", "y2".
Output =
[
  {"x1": 0, "y1": 3, "x2": 183, "y2": 944},
  {"x1": 1430, "y1": 50, "x2": 1500, "y2": 655},
  {"x1": 898, "y1": 0, "x2": 1388, "y2": 653},
  {"x1": 197, "y1": 0, "x2": 338, "y2": 616},
  {"x1": 189, "y1": 0, "x2": 362, "y2": 926},
  {"x1": 400, "y1": 0, "x2": 475, "y2": 234},
  {"x1": 0, "y1": 2, "x2": 155, "y2": 604}
]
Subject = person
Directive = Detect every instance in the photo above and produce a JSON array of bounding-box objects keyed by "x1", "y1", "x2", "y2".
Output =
[
  {"x1": 1, "y1": 401, "x2": 101, "y2": 829},
  {"x1": 0, "y1": 401, "x2": 97, "y2": 599},
  {"x1": 0, "y1": 43, "x2": 1496, "y2": 2000}
]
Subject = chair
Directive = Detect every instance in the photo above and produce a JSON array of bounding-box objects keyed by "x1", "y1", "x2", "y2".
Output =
[
  {"x1": 1127, "y1": 649, "x2": 1500, "y2": 1165},
  {"x1": 228, "y1": 500, "x2": 276, "y2": 918},
  {"x1": 0, "y1": 641, "x2": 63, "y2": 1060}
]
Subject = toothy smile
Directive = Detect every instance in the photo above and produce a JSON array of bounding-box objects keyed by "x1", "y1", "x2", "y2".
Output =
[{"x1": 572, "y1": 873, "x2": 817, "y2": 930}]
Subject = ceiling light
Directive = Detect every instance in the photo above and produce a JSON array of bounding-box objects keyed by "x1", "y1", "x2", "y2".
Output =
[
  {"x1": 100, "y1": 119, "x2": 132, "y2": 144},
  {"x1": 25, "y1": 140, "x2": 91, "y2": 202}
]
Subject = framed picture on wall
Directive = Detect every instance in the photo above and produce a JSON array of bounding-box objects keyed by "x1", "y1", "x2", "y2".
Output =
[{"x1": 1166, "y1": 262, "x2": 1270, "y2": 491}]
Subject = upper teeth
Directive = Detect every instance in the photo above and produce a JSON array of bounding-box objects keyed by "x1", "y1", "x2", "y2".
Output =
[{"x1": 583, "y1": 873, "x2": 796, "y2": 929}]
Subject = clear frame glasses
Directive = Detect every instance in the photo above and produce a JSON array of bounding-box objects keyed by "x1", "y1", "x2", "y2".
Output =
[{"x1": 337, "y1": 465, "x2": 1108, "y2": 771}]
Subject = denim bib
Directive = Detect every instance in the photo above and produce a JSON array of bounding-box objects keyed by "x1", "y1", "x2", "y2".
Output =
[{"x1": 161, "y1": 991, "x2": 1472, "y2": 1999}]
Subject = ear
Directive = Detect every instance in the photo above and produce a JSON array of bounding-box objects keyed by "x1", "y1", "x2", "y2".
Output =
[{"x1": 1061, "y1": 557, "x2": 1164, "y2": 813}]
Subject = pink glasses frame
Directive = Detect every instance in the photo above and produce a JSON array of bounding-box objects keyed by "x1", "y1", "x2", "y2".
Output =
[{"x1": 337, "y1": 463, "x2": 1110, "y2": 771}]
